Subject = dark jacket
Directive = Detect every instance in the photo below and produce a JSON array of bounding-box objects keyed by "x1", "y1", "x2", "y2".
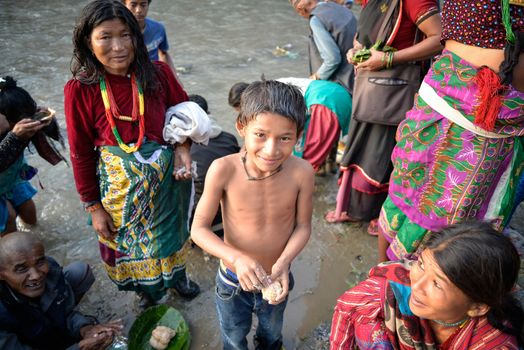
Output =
[
  {"x1": 309, "y1": 1, "x2": 357, "y2": 92},
  {"x1": 0, "y1": 257, "x2": 95, "y2": 350}
]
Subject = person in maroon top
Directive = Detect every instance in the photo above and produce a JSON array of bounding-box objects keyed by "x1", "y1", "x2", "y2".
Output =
[{"x1": 64, "y1": 0, "x2": 199, "y2": 308}]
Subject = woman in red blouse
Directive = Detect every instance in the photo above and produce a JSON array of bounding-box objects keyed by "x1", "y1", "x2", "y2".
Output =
[
  {"x1": 64, "y1": 0, "x2": 199, "y2": 308},
  {"x1": 325, "y1": 0, "x2": 442, "y2": 236}
]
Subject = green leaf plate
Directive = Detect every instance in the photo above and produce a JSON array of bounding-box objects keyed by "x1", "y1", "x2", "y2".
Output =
[{"x1": 128, "y1": 305, "x2": 190, "y2": 350}]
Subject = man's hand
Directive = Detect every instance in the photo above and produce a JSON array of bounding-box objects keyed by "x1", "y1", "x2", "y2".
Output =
[
  {"x1": 233, "y1": 254, "x2": 270, "y2": 292},
  {"x1": 79, "y1": 320, "x2": 123, "y2": 350},
  {"x1": 91, "y1": 206, "x2": 117, "y2": 240},
  {"x1": 268, "y1": 260, "x2": 290, "y2": 305},
  {"x1": 78, "y1": 334, "x2": 114, "y2": 350}
]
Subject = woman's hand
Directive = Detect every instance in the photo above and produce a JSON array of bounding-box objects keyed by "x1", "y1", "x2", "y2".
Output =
[
  {"x1": 346, "y1": 47, "x2": 358, "y2": 65},
  {"x1": 173, "y1": 141, "x2": 192, "y2": 180},
  {"x1": 91, "y1": 206, "x2": 117, "y2": 240},
  {"x1": 11, "y1": 118, "x2": 47, "y2": 140},
  {"x1": 355, "y1": 49, "x2": 387, "y2": 71}
]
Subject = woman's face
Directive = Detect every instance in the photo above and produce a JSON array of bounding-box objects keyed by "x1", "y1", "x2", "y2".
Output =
[
  {"x1": 409, "y1": 249, "x2": 474, "y2": 323},
  {"x1": 89, "y1": 18, "x2": 135, "y2": 76}
]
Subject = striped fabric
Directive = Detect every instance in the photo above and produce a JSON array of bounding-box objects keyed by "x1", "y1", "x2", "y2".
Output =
[{"x1": 329, "y1": 261, "x2": 519, "y2": 350}]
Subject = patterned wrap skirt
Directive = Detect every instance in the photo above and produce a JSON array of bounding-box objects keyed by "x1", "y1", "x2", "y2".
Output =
[
  {"x1": 96, "y1": 142, "x2": 193, "y2": 299},
  {"x1": 379, "y1": 50, "x2": 524, "y2": 260}
]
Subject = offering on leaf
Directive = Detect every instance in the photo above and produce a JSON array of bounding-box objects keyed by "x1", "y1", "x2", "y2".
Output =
[{"x1": 128, "y1": 305, "x2": 190, "y2": 350}]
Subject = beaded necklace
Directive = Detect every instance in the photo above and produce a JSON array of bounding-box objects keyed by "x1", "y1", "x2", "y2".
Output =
[
  {"x1": 241, "y1": 152, "x2": 283, "y2": 181},
  {"x1": 432, "y1": 317, "x2": 469, "y2": 328},
  {"x1": 99, "y1": 74, "x2": 145, "y2": 153}
]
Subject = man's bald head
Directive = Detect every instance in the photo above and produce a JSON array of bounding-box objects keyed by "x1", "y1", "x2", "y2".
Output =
[{"x1": 0, "y1": 232, "x2": 44, "y2": 267}]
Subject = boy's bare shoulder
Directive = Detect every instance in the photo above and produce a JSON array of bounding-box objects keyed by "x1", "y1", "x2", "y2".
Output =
[
  {"x1": 287, "y1": 155, "x2": 314, "y2": 176},
  {"x1": 209, "y1": 153, "x2": 241, "y2": 175}
]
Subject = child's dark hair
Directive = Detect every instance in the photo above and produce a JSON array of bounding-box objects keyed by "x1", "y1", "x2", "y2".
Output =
[
  {"x1": 426, "y1": 222, "x2": 523, "y2": 345},
  {"x1": 188, "y1": 94, "x2": 209, "y2": 114},
  {"x1": 237, "y1": 80, "x2": 306, "y2": 134},
  {"x1": 0, "y1": 76, "x2": 37, "y2": 123},
  {"x1": 121, "y1": 0, "x2": 152, "y2": 4},
  {"x1": 228, "y1": 82, "x2": 249, "y2": 109}
]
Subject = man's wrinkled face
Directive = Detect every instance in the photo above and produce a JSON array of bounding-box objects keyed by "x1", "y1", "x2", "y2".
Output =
[{"x1": 0, "y1": 243, "x2": 49, "y2": 298}]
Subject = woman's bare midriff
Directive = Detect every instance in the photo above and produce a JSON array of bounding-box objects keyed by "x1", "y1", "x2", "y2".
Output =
[
  {"x1": 445, "y1": 40, "x2": 505, "y2": 71},
  {"x1": 445, "y1": 40, "x2": 524, "y2": 91}
]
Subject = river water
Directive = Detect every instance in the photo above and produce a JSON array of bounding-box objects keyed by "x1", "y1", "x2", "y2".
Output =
[{"x1": 0, "y1": 1, "x2": 376, "y2": 349}]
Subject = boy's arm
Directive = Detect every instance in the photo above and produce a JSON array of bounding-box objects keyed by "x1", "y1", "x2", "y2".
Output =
[
  {"x1": 191, "y1": 159, "x2": 269, "y2": 291},
  {"x1": 270, "y1": 161, "x2": 315, "y2": 304}
]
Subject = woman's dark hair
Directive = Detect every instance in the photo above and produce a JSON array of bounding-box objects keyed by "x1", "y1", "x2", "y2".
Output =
[
  {"x1": 0, "y1": 76, "x2": 37, "y2": 123},
  {"x1": 228, "y1": 82, "x2": 249, "y2": 109},
  {"x1": 426, "y1": 222, "x2": 523, "y2": 345},
  {"x1": 237, "y1": 80, "x2": 306, "y2": 134},
  {"x1": 70, "y1": 0, "x2": 157, "y2": 93},
  {"x1": 499, "y1": 31, "x2": 524, "y2": 85}
]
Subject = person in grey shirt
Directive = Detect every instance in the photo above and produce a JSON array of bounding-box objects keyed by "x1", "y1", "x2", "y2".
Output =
[{"x1": 290, "y1": 0, "x2": 357, "y2": 92}]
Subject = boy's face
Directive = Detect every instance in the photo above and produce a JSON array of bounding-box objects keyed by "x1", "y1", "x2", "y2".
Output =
[
  {"x1": 0, "y1": 243, "x2": 49, "y2": 299},
  {"x1": 237, "y1": 112, "x2": 298, "y2": 177},
  {"x1": 124, "y1": 0, "x2": 149, "y2": 28}
]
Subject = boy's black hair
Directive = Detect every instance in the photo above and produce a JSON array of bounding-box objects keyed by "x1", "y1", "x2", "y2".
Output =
[
  {"x1": 228, "y1": 82, "x2": 249, "y2": 108},
  {"x1": 0, "y1": 76, "x2": 37, "y2": 123},
  {"x1": 237, "y1": 80, "x2": 306, "y2": 134},
  {"x1": 188, "y1": 94, "x2": 209, "y2": 114}
]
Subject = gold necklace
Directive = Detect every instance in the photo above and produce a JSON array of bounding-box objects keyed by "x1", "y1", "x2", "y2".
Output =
[{"x1": 241, "y1": 152, "x2": 282, "y2": 181}]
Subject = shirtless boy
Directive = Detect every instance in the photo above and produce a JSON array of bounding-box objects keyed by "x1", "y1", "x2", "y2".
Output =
[{"x1": 191, "y1": 80, "x2": 314, "y2": 350}]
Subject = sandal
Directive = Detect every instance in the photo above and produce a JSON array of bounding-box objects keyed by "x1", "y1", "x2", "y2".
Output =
[
  {"x1": 367, "y1": 219, "x2": 379, "y2": 236},
  {"x1": 325, "y1": 210, "x2": 358, "y2": 223}
]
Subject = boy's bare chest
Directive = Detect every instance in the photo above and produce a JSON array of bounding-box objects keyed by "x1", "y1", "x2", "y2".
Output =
[{"x1": 224, "y1": 177, "x2": 298, "y2": 213}]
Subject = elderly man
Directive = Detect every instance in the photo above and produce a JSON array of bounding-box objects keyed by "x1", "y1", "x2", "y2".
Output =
[
  {"x1": 0, "y1": 232, "x2": 122, "y2": 350},
  {"x1": 290, "y1": 0, "x2": 357, "y2": 92}
]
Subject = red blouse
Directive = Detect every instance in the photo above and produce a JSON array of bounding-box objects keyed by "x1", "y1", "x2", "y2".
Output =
[
  {"x1": 360, "y1": 0, "x2": 439, "y2": 50},
  {"x1": 441, "y1": 0, "x2": 524, "y2": 49},
  {"x1": 64, "y1": 62, "x2": 188, "y2": 202}
]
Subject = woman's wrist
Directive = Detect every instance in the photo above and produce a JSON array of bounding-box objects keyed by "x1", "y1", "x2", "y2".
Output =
[{"x1": 84, "y1": 201, "x2": 102, "y2": 212}]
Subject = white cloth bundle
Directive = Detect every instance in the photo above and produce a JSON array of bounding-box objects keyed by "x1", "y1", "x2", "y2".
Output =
[
  {"x1": 163, "y1": 101, "x2": 211, "y2": 145},
  {"x1": 276, "y1": 77, "x2": 312, "y2": 95}
]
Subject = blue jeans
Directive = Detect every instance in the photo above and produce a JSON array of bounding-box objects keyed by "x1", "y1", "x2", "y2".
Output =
[{"x1": 215, "y1": 270, "x2": 294, "y2": 350}]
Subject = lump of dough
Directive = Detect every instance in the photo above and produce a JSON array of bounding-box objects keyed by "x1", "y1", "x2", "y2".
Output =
[
  {"x1": 262, "y1": 281, "x2": 283, "y2": 302},
  {"x1": 149, "y1": 325, "x2": 177, "y2": 349}
]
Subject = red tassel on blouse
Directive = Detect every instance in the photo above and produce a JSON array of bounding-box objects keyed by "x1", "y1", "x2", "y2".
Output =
[{"x1": 474, "y1": 66, "x2": 505, "y2": 132}]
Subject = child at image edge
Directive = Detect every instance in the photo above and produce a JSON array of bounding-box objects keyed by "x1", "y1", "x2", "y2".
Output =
[{"x1": 191, "y1": 80, "x2": 314, "y2": 350}]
